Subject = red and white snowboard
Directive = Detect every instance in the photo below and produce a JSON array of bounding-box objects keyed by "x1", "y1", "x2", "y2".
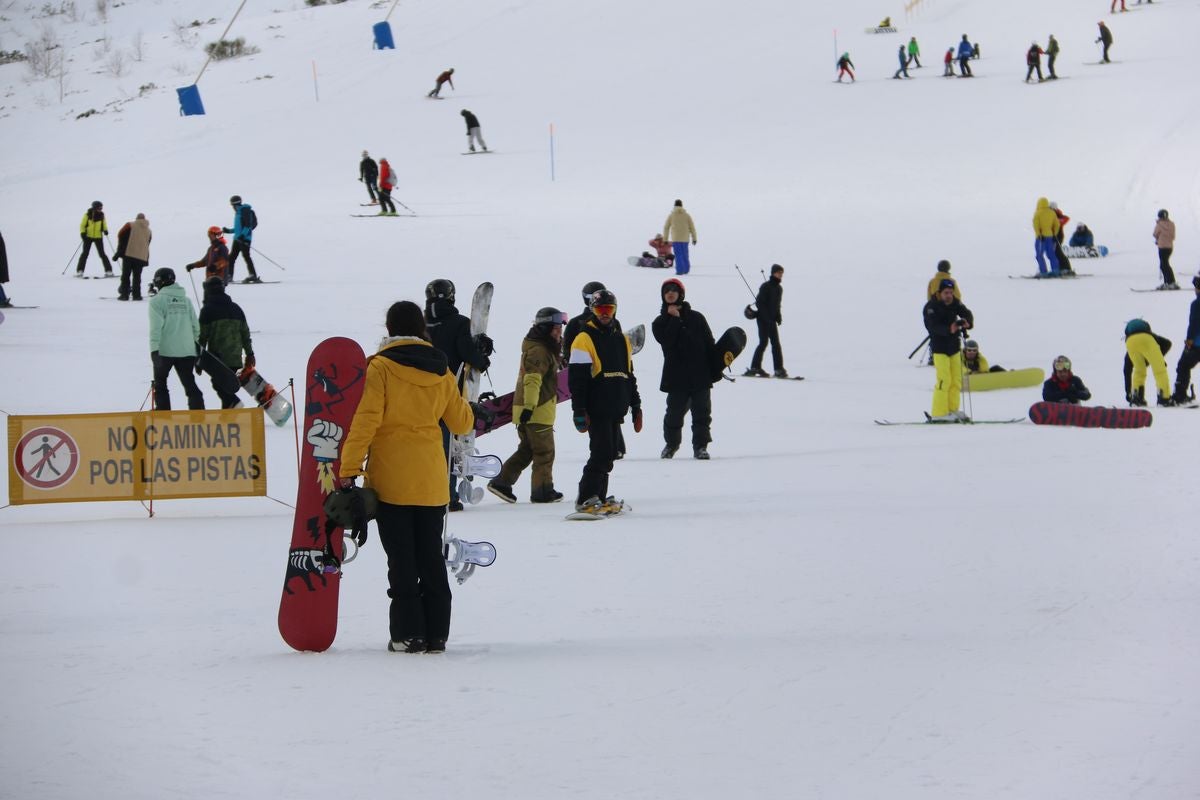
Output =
[{"x1": 278, "y1": 337, "x2": 368, "y2": 652}]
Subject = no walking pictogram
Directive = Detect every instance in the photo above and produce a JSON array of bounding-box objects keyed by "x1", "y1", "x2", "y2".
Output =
[{"x1": 14, "y1": 426, "x2": 80, "y2": 490}]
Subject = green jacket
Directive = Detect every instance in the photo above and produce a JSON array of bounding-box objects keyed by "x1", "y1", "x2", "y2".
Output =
[
  {"x1": 198, "y1": 290, "x2": 253, "y2": 369},
  {"x1": 514, "y1": 330, "x2": 560, "y2": 425},
  {"x1": 148, "y1": 284, "x2": 200, "y2": 358}
]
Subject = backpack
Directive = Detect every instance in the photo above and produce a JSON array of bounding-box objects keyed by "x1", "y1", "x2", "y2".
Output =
[{"x1": 241, "y1": 206, "x2": 258, "y2": 231}]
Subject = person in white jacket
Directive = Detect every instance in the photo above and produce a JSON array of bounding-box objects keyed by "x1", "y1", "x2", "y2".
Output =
[{"x1": 662, "y1": 199, "x2": 697, "y2": 276}]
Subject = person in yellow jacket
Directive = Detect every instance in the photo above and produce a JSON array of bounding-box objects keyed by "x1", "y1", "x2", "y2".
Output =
[
  {"x1": 960, "y1": 339, "x2": 990, "y2": 373},
  {"x1": 487, "y1": 307, "x2": 565, "y2": 504},
  {"x1": 1123, "y1": 318, "x2": 1176, "y2": 406},
  {"x1": 663, "y1": 199, "x2": 697, "y2": 276},
  {"x1": 926, "y1": 259, "x2": 962, "y2": 301},
  {"x1": 76, "y1": 200, "x2": 113, "y2": 277},
  {"x1": 1032, "y1": 197, "x2": 1062, "y2": 276},
  {"x1": 339, "y1": 300, "x2": 475, "y2": 654}
]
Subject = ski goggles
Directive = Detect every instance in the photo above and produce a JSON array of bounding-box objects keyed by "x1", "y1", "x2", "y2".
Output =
[{"x1": 592, "y1": 304, "x2": 616, "y2": 317}]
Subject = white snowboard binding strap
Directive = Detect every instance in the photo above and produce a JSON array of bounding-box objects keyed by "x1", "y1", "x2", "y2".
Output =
[{"x1": 444, "y1": 537, "x2": 497, "y2": 584}]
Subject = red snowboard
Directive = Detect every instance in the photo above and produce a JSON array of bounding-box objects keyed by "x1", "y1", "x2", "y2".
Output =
[
  {"x1": 1028, "y1": 401, "x2": 1152, "y2": 429},
  {"x1": 278, "y1": 337, "x2": 368, "y2": 652},
  {"x1": 476, "y1": 370, "x2": 570, "y2": 436}
]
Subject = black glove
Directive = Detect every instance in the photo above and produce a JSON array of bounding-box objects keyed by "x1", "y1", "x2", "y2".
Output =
[
  {"x1": 478, "y1": 355, "x2": 491, "y2": 373},
  {"x1": 518, "y1": 408, "x2": 533, "y2": 425},
  {"x1": 474, "y1": 333, "x2": 495, "y2": 358},
  {"x1": 470, "y1": 401, "x2": 496, "y2": 427},
  {"x1": 81, "y1": 232, "x2": 87, "y2": 241}
]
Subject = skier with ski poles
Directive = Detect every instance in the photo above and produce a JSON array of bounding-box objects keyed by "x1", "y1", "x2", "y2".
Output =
[
  {"x1": 223, "y1": 196, "x2": 262, "y2": 283},
  {"x1": 745, "y1": 264, "x2": 787, "y2": 378},
  {"x1": 76, "y1": 200, "x2": 113, "y2": 277},
  {"x1": 1096, "y1": 21, "x2": 1113, "y2": 64},
  {"x1": 337, "y1": 300, "x2": 476, "y2": 654},
  {"x1": 377, "y1": 158, "x2": 398, "y2": 216},
  {"x1": 359, "y1": 151, "x2": 379, "y2": 205},
  {"x1": 185, "y1": 226, "x2": 231, "y2": 286},
  {"x1": 923, "y1": 278, "x2": 973, "y2": 421}
]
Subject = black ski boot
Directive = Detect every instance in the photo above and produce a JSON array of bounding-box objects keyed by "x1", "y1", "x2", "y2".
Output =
[{"x1": 1129, "y1": 387, "x2": 1147, "y2": 407}]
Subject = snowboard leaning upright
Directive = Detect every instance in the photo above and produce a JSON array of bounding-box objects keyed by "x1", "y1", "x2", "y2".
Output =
[{"x1": 278, "y1": 336, "x2": 368, "y2": 652}]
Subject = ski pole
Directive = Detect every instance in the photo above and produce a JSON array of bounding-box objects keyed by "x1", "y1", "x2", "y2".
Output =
[
  {"x1": 394, "y1": 198, "x2": 417, "y2": 216},
  {"x1": 733, "y1": 264, "x2": 758, "y2": 301},
  {"x1": 249, "y1": 245, "x2": 288, "y2": 272},
  {"x1": 62, "y1": 241, "x2": 83, "y2": 275},
  {"x1": 188, "y1": 268, "x2": 200, "y2": 304},
  {"x1": 907, "y1": 335, "x2": 930, "y2": 359}
]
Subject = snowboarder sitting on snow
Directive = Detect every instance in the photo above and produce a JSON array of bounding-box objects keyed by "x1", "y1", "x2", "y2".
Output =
[
  {"x1": 1042, "y1": 355, "x2": 1091, "y2": 404},
  {"x1": 1068, "y1": 223, "x2": 1094, "y2": 248},
  {"x1": 487, "y1": 306, "x2": 566, "y2": 505},
  {"x1": 569, "y1": 289, "x2": 642, "y2": 513},
  {"x1": 185, "y1": 226, "x2": 231, "y2": 286},
  {"x1": 961, "y1": 339, "x2": 1004, "y2": 374},
  {"x1": 197, "y1": 277, "x2": 255, "y2": 409},
  {"x1": 1123, "y1": 318, "x2": 1175, "y2": 406},
  {"x1": 635, "y1": 235, "x2": 674, "y2": 268}
]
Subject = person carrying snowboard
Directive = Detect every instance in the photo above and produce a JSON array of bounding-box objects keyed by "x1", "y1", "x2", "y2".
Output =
[
  {"x1": 663, "y1": 199, "x2": 698, "y2": 276},
  {"x1": 1025, "y1": 42, "x2": 1045, "y2": 82},
  {"x1": 745, "y1": 264, "x2": 787, "y2": 378},
  {"x1": 76, "y1": 200, "x2": 113, "y2": 277},
  {"x1": 1046, "y1": 34, "x2": 1060, "y2": 79},
  {"x1": 359, "y1": 150, "x2": 379, "y2": 205},
  {"x1": 1042, "y1": 355, "x2": 1091, "y2": 404},
  {"x1": 893, "y1": 44, "x2": 911, "y2": 79},
  {"x1": 487, "y1": 307, "x2": 566, "y2": 504},
  {"x1": 147, "y1": 267, "x2": 204, "y2": 411},
  {"x1": 923, "y1": 278, "x2": 974, "y2": 421},
  {"x1": 568, "y1": 289, "x2": 642, "y2": 513},
  {"x1": 957, "y1": 35, "x2": 974, "y2": 76},
  {"x1": 197, "y1": 277, "x2": 255, "y2": 409},
  {"x1": 837, "y1": 52, "x2": 855, "y2": 82},
  {"x1": 461, "y1": 109, "x2": 488, "y2": 153},
  {"x1": 652, "y1": 278, "x2": 716, "y2": 460},
  {"x1": 1096, "y1": 21, "x2": 1113, "y2": 63},
  {"x1": 1153, "y1": 209, "x2": 1178, "y2": 289},
  {"x1": 1172, "y1": 271, "x2": 1200, "y2": 404},
  {"x1": 338, "y1": 300, "x2": 476, "y2": 654},
  {"x1": 1033, "y1": 197, "x2": 1062, "y2": 276},
  {"x1": 185, "y1": 226, "x2": 231, "y2": 286},
  {"x1": 223, "y1": 196, "x2": 261, "y2": 283},
  {"x1": 424, "y1": 278, "x2": 493, "y2": 511},
  {"x1": 427, "y1": 68, "x2": 454, "y2": 98},
  {"x1": 113, "y1": 212, "x2": 151, "y2": 301},
  {"x1": 1124, "y1": 318, "x2": 1175, "y2": 406}
]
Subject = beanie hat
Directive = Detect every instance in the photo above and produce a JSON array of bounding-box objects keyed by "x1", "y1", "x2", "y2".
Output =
[
  {"x1": 938, "y1": 278, "x2": 956, "y2": 292},
  {"x1": 661, "y1": 278, "x2": 685, "y2": 300}
]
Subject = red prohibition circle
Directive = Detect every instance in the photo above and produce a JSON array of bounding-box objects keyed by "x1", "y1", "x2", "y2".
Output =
[{"x1": 14, "y1": 426, "x2": 80, "y2": 490}]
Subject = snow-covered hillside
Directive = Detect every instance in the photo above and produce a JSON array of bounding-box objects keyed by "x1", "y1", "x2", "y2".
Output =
[{"x1": 2, "y1": 0, "x2": 1198, "y2": 798}]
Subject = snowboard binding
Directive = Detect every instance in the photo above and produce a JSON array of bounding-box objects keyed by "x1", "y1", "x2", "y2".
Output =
[{"x1": 443, "y1": 536, "x2": 497, "y2": 584}]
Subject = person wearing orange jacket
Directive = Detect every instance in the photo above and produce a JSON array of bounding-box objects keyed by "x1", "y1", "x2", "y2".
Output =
[
  {"x1": 377, "y1": 158, "x2": 398, "y2": 216},
  {"x1": 185, "y1": 227, "x2": 231, "y2": 286},
  {"x1": 1032, "y1": 197, "x2": 1061, "y2": 276},
  {"x1": 76, "y1": 200, "x2": 113, "y2": 277},
  {"x1": 427, "y1": 68, "x2": 454, "y2": 98},
  {"x1": 338, "y1": 300, "x2": 475, "y2": 654}
]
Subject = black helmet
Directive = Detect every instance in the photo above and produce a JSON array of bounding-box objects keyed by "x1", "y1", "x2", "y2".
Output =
[
  {"x1": 91, "y1": 200, "x2": 102, "y2": 209},
  {"x1": 230, "y1": 195, "x2": 242, "y2": 205},
  {"x1": 533, "y1": 306, "x2": 565, "y2": 327},
  {"x1": 937, "y1": 259, "x2": 951, "y2": 272},
  {"x1": 581, "y1": 280, "x2": 606, "y2": 307},
  {"x1": 152, "y1": 267, "x2": 176, "y2": 289},
  {"x1": 1193, "y1": 271, "x2": 1200, "y2": 290},
  {"x1": 203, "y1": 276, "x2": 225, "y2": 293},
  {"x1": 591, "y1": 289, "x2": 617, "y2": 310},
  {"x1": 1157, "y1": 209, "x2": 1169, "y2": 220},
  {"x1": 425, "y1": 278, "x2": 455, "y2": 302}
]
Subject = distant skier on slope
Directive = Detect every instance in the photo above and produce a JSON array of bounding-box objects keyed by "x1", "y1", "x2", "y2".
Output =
[
  {"x1": 185, "y1": 226, "x2": 231, "y2": 286},
  {"x1": 377, "y1": 158, "x2": 398, "y2": 216},
  {"x1": 1025, "y1": 42, "x2": 1045, "y2": 82},
  {"x1": 1032, "y1": 197, "x2": 1062, "y2": 276},
  {"x1": 663, "y1": 199, "x2": 698, "y2": 275},
  {"x1": 893, "y1": 45, "x2": 911, "y2": 79},
  {"x1": 1096, "y1": 21, "x2": 1113, "y2": 63},
  {"x1": 359, "y1": 151, "x2": 379, "y2": 205},
  {"x1": 461, "y1": 109, "x2": 488, "y2": 152},
  {"x1": 907, "y1": 36, "x2": 921, "y2": 67},
  {"x1": 223, "y1": 196, "x2": 261, "y2": 284},
  {"x1": 76, "y1": 201, "x2": 113, "y2": 278},
  {"x1": 1049, "y1": 201, "x2": 1072, "y2": 275},
  {"x1": 837, "y1": 52, "x2": 856, "y2": 82},
  {"x1": 957, "y1": 35, "x2": 974, "y2": 76},
  {"x1": 1152, "y1": 209, "x2": 1178, "y2": 289},
  {"x1": 1046, "y1": 34, "x2": 1060, "y2": 79}
]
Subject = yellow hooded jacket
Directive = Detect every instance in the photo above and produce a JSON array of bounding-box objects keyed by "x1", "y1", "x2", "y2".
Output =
[
  {"x1": 1032, "y1": 197, "x2": 1061, "y2": 238},
  {"x1": 339, "y1": 337, "x2": 474, "y2": 506}
]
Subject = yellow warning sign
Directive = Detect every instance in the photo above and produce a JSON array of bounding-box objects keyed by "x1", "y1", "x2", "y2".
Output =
[{"x1": 7, "y1": 409, "x2": 266, "y2": 505}]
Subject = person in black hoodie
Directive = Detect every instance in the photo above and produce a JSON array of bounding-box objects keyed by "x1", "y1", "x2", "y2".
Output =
[
  {"x1": 424, "y1": 278, "x2": 492, "y2": 510},
  {"x1": 197, "y1": 278, "x2": 255, "y2": 408},
  {"x1": 652, "y1": 278, "x2": 716, "y2": 460},
  {"x1": 568, "y1": 290, "x2": 641, "y2": 511},
  {"x1": 1172, "y1": 272, "x2": 1200, "y2": 403},
  {"x1": 923, "y1": 278, "x2": 974, "y2": 421},
  {"x1": 1042, "y1": 355, "x2": 1091, "y2": 404},
  {"x1": 746, "y1": 264, "x2": 787, "y2": 377}
]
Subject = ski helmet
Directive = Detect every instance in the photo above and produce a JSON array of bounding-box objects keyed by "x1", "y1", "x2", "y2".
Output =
[
  {"x1": 1193, "y1": 271, "x2": 1200, "y2": 290},
  {"x1": 533, "y1": 306, "x2": 565, "y2": 329},
  {"x1": 207, "y1": 225, "x2": 222, "y2": 237},
  {"x1": 229, "y1": 195, "x2": 242, "y2": 205},
  {"x1": 963, "y1": 339, "x2": 979, "y2": 352},
  {"x1": 91, "y1": 200, "x2": 102, "y2": 209},
  {"x1": 937, "y1": 259, "x2": 951, "y2": 272},
  {"x1": 591, "y1": 289, "x2": 617, "y2": 313},
  {"x1": 1052, "y1": 355, "x2": 1072, "y2": 372},
  {"x1": 581, "y1": 280, "x2": 606, "y2": 307},
  {"x1": 1157, "y1": 209, "x2": 1169, "y2": 220},
  {"x1": 661, "y1": 278, "x2": 685, "y2": 300},
  {"x1": 1125, "y1": 318, "x2": 1151, "y2": 336},
  {"x1": 152, "y1": 267, "x2": 176, "y2": 289},
  {"x1": 425, "y1": 278, "x2": 455, "y2": 303}
]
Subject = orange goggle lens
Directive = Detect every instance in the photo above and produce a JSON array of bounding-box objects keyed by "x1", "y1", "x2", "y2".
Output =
[{"x1": 592, "y1": 304, "x2": 616, "y2": 316}]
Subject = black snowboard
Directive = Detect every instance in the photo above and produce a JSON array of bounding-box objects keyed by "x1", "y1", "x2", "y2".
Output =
[
  {"x1": 197, "y1": 350, "x2": 242, "y2": 397},
  {"x1": 710, "y1": 326, "x2": 748, "y2": 382}
]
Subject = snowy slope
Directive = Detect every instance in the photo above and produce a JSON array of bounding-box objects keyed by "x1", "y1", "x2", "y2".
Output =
[{"x1": 2, "y1": 0, "x2": 1199, "y2": 798}]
